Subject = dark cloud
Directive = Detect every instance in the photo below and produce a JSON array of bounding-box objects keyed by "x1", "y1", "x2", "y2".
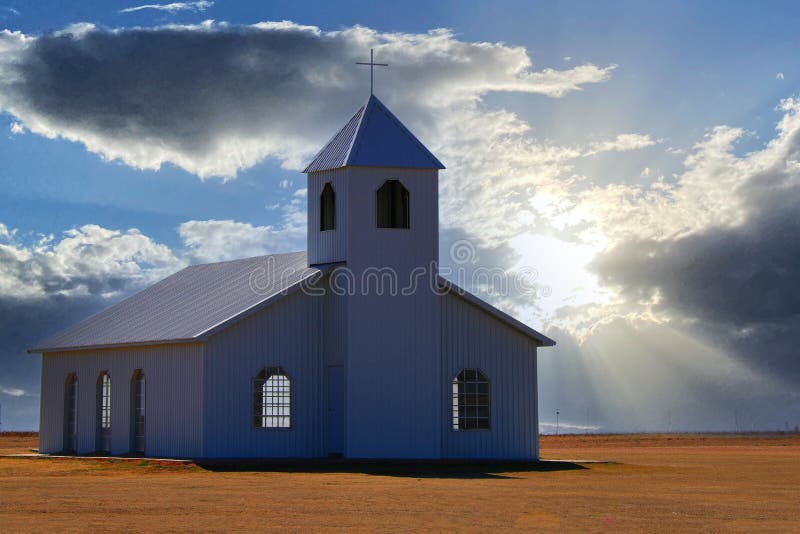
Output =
[
  {"x1": 592, "y1": 179, "x2": 800, "y2": 384},
  {"x1": 0, "y1": 296, "x2": 106, "y2": 430},
  {"x1": 0, "y1": 22, "x2": 612, "y2": 178}
]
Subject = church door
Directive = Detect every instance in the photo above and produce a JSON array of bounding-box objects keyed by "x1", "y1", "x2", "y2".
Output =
[{"x1": 327, "y1": 366, "x2": 345, "y2": 456}]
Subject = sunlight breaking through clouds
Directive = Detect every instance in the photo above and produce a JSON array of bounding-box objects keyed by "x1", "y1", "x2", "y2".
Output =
[{"x1": 1, "y1": 19, "x2": 799, "y2": 431}]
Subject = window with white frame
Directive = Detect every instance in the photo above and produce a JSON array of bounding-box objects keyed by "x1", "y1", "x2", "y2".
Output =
[
  {"x1": 96, "y1": 371, "x2": 111, "y2": 452},
  {"x1": 98, "y1": 372, "x2": 111, "y2": 429},
  {"x1": 452, "y1": 368, "x2": 490, "y2": 430},
  {"x1": 130, "y1": 369, "x2": 145, "y2": 454},
  {"x1": 253, "y1": 367, "x2": 291, "y2": 428}
]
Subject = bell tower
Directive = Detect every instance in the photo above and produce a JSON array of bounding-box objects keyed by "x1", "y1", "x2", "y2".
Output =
[
  {"x1": 304, "y1": 94, "x2": 444, "y2": 267},
  {"x1": 304, "y1": 94, "x2": 446, "y2": 458}
]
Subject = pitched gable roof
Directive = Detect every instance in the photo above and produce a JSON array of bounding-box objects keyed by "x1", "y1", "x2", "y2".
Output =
[
  {"x1": 29, "y1": 252, "x2": 327, "y2": 353},
  {"x1": 28, "y1": 256, "x2": 554, "y2": 353},
  {"x1": 304, "y1": 95, "x2": 445, "y2": 172}
]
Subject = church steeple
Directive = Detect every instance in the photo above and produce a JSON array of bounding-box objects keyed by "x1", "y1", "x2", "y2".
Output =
[
  {"x1": 304, "y1": 95, "x2": 445, "y2": 173},
  {"x1": 303, "y1": 91, "x2": 445, "y2": 458},
  {"x1": 304, "y1": 94, "x2": 443, "y2": 269}
]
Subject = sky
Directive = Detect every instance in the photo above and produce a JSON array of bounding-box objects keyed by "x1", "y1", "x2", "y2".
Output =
[{"x1": 1, "y1": 0, "x2": 799, "y2": 432}]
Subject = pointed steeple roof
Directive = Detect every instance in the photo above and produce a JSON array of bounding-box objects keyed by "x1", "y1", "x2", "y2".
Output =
[{"x1": 304, "y1": 95, "x2": 445, "y2": 173}]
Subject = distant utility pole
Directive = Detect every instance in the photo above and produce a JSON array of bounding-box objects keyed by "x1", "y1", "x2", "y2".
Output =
[{"x1": 556, "y1": 409, "x2": 560, "y2": 435}]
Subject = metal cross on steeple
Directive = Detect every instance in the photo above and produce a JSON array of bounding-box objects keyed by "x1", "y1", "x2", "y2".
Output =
[{"x1": 356, "y1": 48, "x2": 388, "y2": 96}]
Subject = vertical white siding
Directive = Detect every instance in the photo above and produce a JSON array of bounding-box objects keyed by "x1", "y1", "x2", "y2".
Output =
[
  {"x1": 307, "y1": 169, "x2": 349, "y2": 265},
  {"x1": 203, "y1": 288, "x2": 336, "y2": 458},
  {"x1": 322, "y1": 275, "x2": 348, "y2": 368},
  {"x1": 441, "y1": 292, "x2": 540, "y2": 460},
  {"x1": 39, "y1": 344, "x2": 204, "y2": 457},
  {"x1": 345, "y1": 167, "x2": 442, "y2": 459}
]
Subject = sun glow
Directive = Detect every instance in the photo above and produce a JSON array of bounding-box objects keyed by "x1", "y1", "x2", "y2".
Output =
[{"x1": 508, "y1": 232, "x2": 610, "y2": 320}]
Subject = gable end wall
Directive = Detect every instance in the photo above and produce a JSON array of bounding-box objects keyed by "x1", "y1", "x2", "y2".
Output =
[
  {"x1": 39, "y1": 343, "x2": 203, "y2": 457},
  {"x1": 441, "y1": 292, "x2": 540, "y2": 460},
  {"x1": 202, "y1": 279, "x2": 345, "y2": 458}
]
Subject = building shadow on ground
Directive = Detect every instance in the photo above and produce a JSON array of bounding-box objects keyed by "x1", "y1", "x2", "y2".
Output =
[{"x1": 193, "y1": 459, "x2": 589, "y2": 479}]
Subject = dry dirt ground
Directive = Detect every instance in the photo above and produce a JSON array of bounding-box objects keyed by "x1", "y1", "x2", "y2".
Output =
[{"x1": 0, "y1": 432, "x2": 798, "y2": 532}]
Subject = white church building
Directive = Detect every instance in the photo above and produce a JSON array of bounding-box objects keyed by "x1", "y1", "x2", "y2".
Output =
[{"x1": 31, "y1": 94, "x2": 555, "y2": 460}]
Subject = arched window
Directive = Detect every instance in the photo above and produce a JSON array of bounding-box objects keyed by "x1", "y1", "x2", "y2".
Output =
[
  {"x1": 376, "y1": 179, "x2": 409, "y2": 229},
  {"x1": 130, "y1": 370, "x2": 145, "y2": 454},
  {"x1": 63, "y1": 373, "x2": 78, "y2": 453},
  {"x1": 452, "y1": 369, "x2": 490, "y2": 430},
  {"x1": 253, "y1": 367, "x2": 291, "y2": 428},
  {"x1": 96, "y1": 371, "x2": 111, "y2": 453},
  {"x1": 320, "y1": 182, "x2": 336, "y2": 231}
]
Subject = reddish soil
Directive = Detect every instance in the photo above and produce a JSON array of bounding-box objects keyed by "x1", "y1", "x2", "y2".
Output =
[{"x1": 0, "y1": 432, "x2": 798, "y2": 531}]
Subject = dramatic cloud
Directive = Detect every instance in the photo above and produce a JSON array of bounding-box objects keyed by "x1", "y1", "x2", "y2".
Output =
[
  {"x1": 119, "y1": 1, "x2": 213, "y2": 14},
  {"x1": 0, "y1": 208, "x2": 308, "y2": 301},
  {"x1": 0, "y1": 224, "x2": 182, "y2": 300},
  {"x1": 585, "y1": 98, "x2": 800, "y2": 386},
  {"x1": 563, "y1": 98, "x2": 800, "y2": 250},
  {"x1": 0, "y1": 22, "x2": 614, "y2": 179},
  {"x1": 179, "y1": 188, "x2": 306, "y2": 262},
  {"x1": 3, "y1": 19, "x2": 798, "y2": 432}
]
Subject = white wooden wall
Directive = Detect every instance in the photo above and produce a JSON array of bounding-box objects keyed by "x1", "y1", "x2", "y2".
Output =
[
  {"x1": 440, "y1": 292, "x2": 540, "y2": 459},
  {"x1": 39, "y1": 344, "x2": 204, "y2": 457},
  {"x1": 307, "y1": 168, "x2": 349, "y2": 265},
  {"x1": 201, "y1": 278, "x2": 347, "y2": 458},
  {"x1": 344, "y1": 166, "x2": 442, "y2": 459}
]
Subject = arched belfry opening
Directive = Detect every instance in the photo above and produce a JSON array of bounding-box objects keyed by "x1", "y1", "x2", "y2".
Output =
[
  {"x1": 302, "y1": 93, "x2": 444, "y2": 265},
  {"x1": 376, "y1": 179, "x2": 409, "y2": 229},
  {"x1": 320, "y1": 182, "x2": 335, "y2": 231}
]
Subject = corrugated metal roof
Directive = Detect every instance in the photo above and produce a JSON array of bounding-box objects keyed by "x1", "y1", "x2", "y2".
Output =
[
  {"x1": 30, "y1": 252, "x2": 326, "y2": 353},
  {"x1": 437, "y1": 276, "x2": 556, "y2": 347},
  {"x1": 304, "y1": 95, "x2": 445, "y2": 172},
  {"x1": 29, "y1": 253, "x2": 553, "y2": 352}
]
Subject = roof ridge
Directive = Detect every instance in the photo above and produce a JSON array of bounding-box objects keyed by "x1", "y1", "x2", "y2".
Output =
[
  {"x1": 28, "y1": 251, "x2": 320, "y2": 353},
  {"x1": 189, "y1": 250, "x2": 306, "y2": 268},
  {"x1": 437, "y1": 275, "x2": 555, "y2": 347},
  {"x1": 303, "y1": 102, "x2": 366, "y2": 173},
  {"x1": 350, "y1": 95, "x2": 444, "y2": 169},
  {"x1": 343, "y1": 95, "x2": 372, "y2": 165}
]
